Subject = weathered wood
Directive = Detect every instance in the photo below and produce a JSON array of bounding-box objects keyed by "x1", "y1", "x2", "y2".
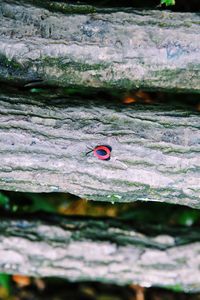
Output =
[
  {"x1": 0, "y1": 91, "x2": 199, "y2": 207},
  {"x1": 0, "y1": 214, "x2": 200, "y2": 292},
  {"x1": 0, "y1": 0, "x2": 200, "y2": 92}
]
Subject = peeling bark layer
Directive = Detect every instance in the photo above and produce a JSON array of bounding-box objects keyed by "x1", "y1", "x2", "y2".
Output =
[
  {"x1": 0, "y1": 0, "x2": 200, "y2": 92},
  {"x1": 0, "y1": 214, "x2": 200, "y2": 292},
  {"x1": 0, "y1": 92, "x2": 199, "y2": 207}
]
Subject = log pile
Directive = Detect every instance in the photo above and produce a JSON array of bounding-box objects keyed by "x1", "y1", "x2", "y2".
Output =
[{"x1": 0, "y1": 0, "x2": 199, "y2": 292}]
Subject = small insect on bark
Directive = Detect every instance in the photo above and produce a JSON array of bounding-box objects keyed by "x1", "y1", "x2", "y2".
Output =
[{"x1": 86, "y1": 145, "x2": 112, "y2": 161}]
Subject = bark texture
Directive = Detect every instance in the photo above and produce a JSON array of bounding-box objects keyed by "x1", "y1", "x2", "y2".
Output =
[
  {"x1": 0, "y1": 214, "x2": 200, "y2": 292},
  {"x1": 0, "y1": 91, "x2": 199, "y2": 207},
  {"x1": 0, "y1": 0, "x2": 200, "y2": 92}
]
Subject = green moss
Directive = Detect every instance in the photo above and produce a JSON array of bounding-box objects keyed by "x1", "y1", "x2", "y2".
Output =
[
  {"x1": 165, "y1": 284, "x2": 184, "y2": 292},
  {"x1": 0, "y1": 54, "x2": 23, "y2": 71},
  {"x1": 46, "y1": 2, "x2": 97, "y2": 15},
  {"x1": 42, "y1": 57, "x2": 107, "y2": 72},
  {"x1": 107, "y1": 194, "x2": 122, "y2": 203},
  {"x1": 27, "y1": 0, "x2": 96, "y2": 15},
  {"x1": 104, "y1": 78, "x2": 141, "y2": 90},
  {"x1": 153, "y1": 69, "x2": 183, "y2": 80}
]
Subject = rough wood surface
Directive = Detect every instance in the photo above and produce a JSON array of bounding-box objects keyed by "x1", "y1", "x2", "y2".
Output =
[
  {"x1": 0, "y1": 214, "x2": 200, "y2": 292},
  {"x1": 0, "y1": 91, "x2": 199, "y2": 207},
  {"x1": 0, "y1": 0, "x2": 200, "y2": 92}
]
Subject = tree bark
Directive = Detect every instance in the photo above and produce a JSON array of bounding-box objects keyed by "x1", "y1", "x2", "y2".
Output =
[
  {"x1": 0, "y1": 213, "x2": 200, "y2": 292},
  {"x1": 0, "y1": 91, "x2": 199, "y2": 208},
  {"x1": 0, "y1": 0, "x2": 200, "y2": 93}
]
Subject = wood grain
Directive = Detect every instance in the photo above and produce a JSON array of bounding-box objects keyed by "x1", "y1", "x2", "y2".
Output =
[
  {"x1": 0, "y1": 0, "x2": 200, "y2": 92},
  {"x1": 0, "y1": 91, "x2": 199, "y2": 207},
  {"x1": 0, "y1": 214, "x2": 200, "y2": 292}
]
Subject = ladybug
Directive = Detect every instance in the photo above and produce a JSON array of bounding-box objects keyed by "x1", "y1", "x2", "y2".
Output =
[{"x1": 86, "y1": 145, "x2": 112, "y2": 161}]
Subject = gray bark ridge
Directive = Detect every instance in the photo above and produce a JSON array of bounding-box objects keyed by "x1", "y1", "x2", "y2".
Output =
[
  {"x1": 0, "y1": 214, "x2": 200, "y2": 292},
  {"x1": 0, "y1": 92, "x2": 199, "y2": 207},
  {"x1": 0, "y1": 1, "x2": 200, "y2": 92}
]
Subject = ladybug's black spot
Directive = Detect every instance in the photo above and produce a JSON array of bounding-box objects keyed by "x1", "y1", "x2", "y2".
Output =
[
  {"x1": 104, "y1": 145, "x2": 112, "y2": 152},
  {"x1": 104, "y1": 157, "x2": 111, "y2": 161}
]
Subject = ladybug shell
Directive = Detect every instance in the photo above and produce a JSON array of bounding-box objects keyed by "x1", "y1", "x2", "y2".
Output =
[{"x1": 93, "y1": 145, "x2": 112, "y2": 160}]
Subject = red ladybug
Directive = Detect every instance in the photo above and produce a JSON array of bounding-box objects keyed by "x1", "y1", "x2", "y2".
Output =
[{"x1": 86, "y1": 145, "x2": 112, "y2": 161}]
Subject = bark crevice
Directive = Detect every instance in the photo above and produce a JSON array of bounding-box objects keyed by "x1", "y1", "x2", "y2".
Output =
[{"x1": 0, "y1": 214, "x2": 200, "y2": 292}]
